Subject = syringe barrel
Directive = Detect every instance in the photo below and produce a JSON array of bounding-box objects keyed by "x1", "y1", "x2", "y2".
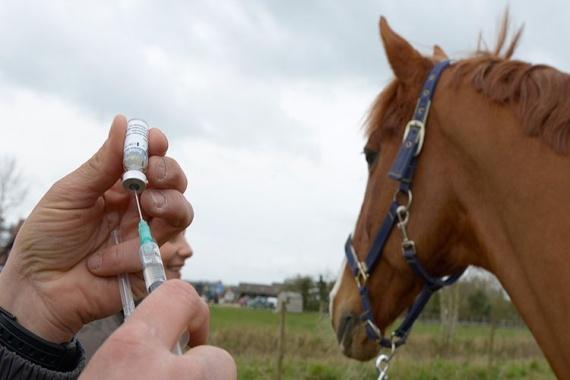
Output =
[
  {"x1": 138, "y1": 237, "x2": 187, "y2": 355},
  {"x1": 138, "y1": 241, "x2": 167, "y2": 293},
  {"x1": 123, "y1": 119, "x2": 149, "y2": 192}
]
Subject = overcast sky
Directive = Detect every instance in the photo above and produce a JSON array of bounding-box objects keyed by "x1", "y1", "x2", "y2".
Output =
[{"x1": 1, "y1": 1, "x2": 568, "y2": 285}]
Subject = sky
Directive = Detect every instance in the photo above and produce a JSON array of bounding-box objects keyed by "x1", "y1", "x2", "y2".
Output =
[{"x1": 0, "y1": 1, "x2": 569, "y2": 285}]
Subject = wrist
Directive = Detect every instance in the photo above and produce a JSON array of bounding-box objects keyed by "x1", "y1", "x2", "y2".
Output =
[{"x1": 0, "y1": 267, "x2": 75, "y2": 343}]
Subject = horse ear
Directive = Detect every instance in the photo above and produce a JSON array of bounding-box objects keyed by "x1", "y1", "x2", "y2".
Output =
[
  {"x1": 379, "y1": 16, "x2": 426, "y2": 84},
  {"x1": 433, "y1": 45, "x2": 449, "y2": 61}
]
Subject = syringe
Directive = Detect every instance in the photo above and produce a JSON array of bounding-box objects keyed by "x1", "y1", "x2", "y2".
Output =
[
  {"x1": 122, "y1": 118, "x2": 186, "y2": 354},
  {"x1": 118, "y1": 118, "x2": 149, "y2": 319},
  {"x1": 114, "y1": 230, "x2": 135, "y2": 319},
  {"x1": 134, "y1": 192, "x2": 185, "y2": 355},
  {"x1": 134, "y1": 192, "x2": 167, "y2": 292}
]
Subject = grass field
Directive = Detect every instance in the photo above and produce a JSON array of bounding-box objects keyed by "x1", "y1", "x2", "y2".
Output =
[{"x1": 209, "y1": 305, "x2": 555, "y2": 380}]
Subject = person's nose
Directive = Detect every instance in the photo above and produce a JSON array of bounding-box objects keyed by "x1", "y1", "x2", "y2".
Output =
[{"x1": 178, "y1": 244, "x2": 193, "y2": 259}]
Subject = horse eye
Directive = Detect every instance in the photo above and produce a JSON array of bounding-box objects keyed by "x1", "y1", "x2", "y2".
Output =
[{"x1": 363, "y1": 148, "x2": 378, "y2": 167}]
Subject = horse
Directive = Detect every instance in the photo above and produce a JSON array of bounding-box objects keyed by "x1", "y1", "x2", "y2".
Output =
[{"x1": 330, "y1": 14, "x2": 570, "y2": 379}]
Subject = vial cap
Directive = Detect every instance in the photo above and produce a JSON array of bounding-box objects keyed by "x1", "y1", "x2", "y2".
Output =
[{"x1": 122, "y1": 170, "x2": 147, "y2": 193}]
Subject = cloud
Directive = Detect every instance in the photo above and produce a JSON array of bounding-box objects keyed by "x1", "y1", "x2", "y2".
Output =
[{"x1": 2, "y1": 1, "x2": 570, "y2": 284}]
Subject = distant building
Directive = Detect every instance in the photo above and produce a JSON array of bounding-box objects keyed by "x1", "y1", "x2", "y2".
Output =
[
  {"x1": 223, "y1": 288, "x2": 236, "y2": 303},
  {"x1": 277, "y1": 291, "x2": 303, "y2": 313},
  {"x1": 235, "y1": 282, "x2": 282, "y2": 299}
]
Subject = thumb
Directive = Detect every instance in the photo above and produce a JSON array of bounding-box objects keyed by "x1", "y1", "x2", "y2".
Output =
[{"x1": 60, "y1": 115, "x2": 127, "y2": 202}]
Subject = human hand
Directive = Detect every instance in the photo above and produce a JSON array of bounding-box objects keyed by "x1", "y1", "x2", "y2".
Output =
[
  {"x1": 0, "y1": 115, "x2": 193, "y2": 343},
  {"x1": 81, "y1": 280, "x2": 236, "y2": 380}
]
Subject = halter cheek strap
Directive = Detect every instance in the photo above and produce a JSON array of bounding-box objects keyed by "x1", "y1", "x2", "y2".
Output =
[{"x1": 344, "y1": 60, "x2": 466, "y2": 349}]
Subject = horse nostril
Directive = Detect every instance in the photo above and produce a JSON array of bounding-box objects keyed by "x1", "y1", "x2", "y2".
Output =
[{"x1": 336, "y1": 313, "x2": 357, "y2": 345}]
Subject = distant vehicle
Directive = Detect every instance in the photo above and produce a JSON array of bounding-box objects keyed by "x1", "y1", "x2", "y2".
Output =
[{"x1": 247, "y1": 296, "x2": 274, "y2": 309}]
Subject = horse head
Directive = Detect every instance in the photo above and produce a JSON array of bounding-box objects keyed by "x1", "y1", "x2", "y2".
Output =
[{"x1": 330, "y1": 16, "x2": 520, "y2": 360}]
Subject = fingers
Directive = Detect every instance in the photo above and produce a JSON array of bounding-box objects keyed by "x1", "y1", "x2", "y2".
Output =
[
  {"x1": 140, "y1": 155, "x2": 191, "y2": 244},
  {"x1": 87, "y1": 237, "x2": 141, "y2": 275},
  {"x1": 173, "y1": 346, "x2": 237, "y2": 380},
  {"x1": 147, "y1": 156, "x2": 188, "y2": 192},
  {"x1": 89, "y1": 191, "x2": 192, "y2": 276},
  {"x1": 142, "y1": 190, "x2": 194, "y2": 244},
  {"x1": 148, "y1": 128, "x2": 169, "y2": 156},
  {"x1": 125, "y1": 280, "x2": 209, "y2": 349}
]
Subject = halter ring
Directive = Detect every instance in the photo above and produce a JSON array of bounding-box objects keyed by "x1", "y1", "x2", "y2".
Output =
[{"x1": 393, "y1": 188, "x2": 413, "y2": 209}]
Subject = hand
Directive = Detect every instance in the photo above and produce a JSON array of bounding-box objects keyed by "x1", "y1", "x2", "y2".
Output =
[
  {"x1": 81, "y1": 280, "x2": 236, "y2": 380},
  {"x1": 0, "y1": 115, "x2": 193, "y2": 342}
]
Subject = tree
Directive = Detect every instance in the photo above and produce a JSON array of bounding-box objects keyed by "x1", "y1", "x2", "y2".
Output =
[
  {"x1": 467, "y1": 289, "x2": 492, "y2": 321},
  {"x1": 317, "y1": 275, "x2": 329, "y2": 313},
  {"x1": 0, "y1": 157, "x2": 28, "y2": 249},
  {"x1": 0, "y1": 157, "x2": 27, "y2": 222}
]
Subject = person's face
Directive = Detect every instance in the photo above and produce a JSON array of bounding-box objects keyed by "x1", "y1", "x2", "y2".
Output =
[{"x1": 161, "y1": 233, "x2": 193, "y2": 279}]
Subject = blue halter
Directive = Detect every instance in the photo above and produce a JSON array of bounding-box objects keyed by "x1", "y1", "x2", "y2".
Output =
[{"x1": 344, "y1": 60, "x2": 465, "y2": 349}]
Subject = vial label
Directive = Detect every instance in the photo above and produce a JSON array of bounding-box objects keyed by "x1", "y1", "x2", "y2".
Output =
[
  {"x1": 125, "y1": 120, "x2": 149, "y2": 150},
  {"x1": 124, "y1": 119, "x2": 149, "y2": 171}
]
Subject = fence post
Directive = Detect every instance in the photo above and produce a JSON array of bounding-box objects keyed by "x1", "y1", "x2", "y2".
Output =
[
  {"x1": 440, "y1": 285, "x2": 459, "y2": 355},
  {"x1": 277, "y1": 298, "x2": 288, "y2": 380},
  {"x1": 488, "y1": 313, "x2": 497, "y2": 367}
]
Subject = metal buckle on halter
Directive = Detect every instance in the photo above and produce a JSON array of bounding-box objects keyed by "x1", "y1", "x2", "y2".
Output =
[
  {"x1": 355, "y1": 261, "x2": 369, "y2": 288},
  {"x1": 402, "y1": 120, "x2": 425, "y2": 157},
  {"x1": 375, "y1": 334, "x2": 399, "y2": 380}
]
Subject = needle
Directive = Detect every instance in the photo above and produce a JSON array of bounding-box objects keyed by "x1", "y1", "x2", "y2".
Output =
[{"x1": 134, "y1": 191, "x2": 143, "y2": 221}]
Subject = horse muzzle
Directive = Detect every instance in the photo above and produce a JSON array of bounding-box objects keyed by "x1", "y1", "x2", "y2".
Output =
[{"x1": 335, "y1": 312, "x2": 379, "y2": 361}]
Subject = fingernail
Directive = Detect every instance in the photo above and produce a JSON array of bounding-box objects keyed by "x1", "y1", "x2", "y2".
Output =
[
  {"x1": 150, "y1": 190, "x2": 166, "y2": 209},
  {"x1": 88, "y1": 253, "x2": 102, "y2": 271}
]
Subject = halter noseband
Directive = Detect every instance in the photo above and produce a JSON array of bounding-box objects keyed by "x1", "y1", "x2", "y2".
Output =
[{"x1": 344, "y1": 60, "x2": 465, "y2": 350}]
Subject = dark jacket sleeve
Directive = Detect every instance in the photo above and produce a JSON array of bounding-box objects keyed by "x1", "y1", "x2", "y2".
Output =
[{"x1": 0, "y1": 342, "x2": 85, "y2": 380}]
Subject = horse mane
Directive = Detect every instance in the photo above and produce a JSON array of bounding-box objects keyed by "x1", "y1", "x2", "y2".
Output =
[
  {"x1": 452, "y1": 16, "x2": 570, "y2": 154},
  {"x1": 367, "y1": 12, "x2": 570, "y2": 154}
]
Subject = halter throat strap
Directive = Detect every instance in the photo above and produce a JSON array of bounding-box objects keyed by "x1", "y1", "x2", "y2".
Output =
[{"x1": 344, "y1": 60, "x2": 465, "y2": 349}]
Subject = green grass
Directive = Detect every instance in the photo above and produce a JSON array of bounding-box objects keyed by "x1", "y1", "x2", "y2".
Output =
[
  {"x1": 210, "y1": 306, "x2": 322, "y2": 332},
  {"x1": 209, "y1": 306, "x2": 555, "y2": 380}
]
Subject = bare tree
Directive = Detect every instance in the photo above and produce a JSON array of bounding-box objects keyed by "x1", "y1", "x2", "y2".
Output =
[{"x1": 0, "y1": 156, "x2": 28, "y2": 236}]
